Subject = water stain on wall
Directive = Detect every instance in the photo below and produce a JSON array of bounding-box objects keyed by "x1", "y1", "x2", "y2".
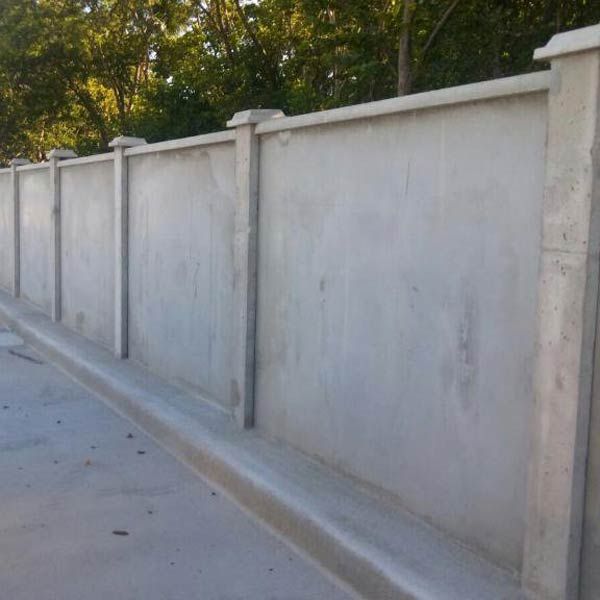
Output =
[{"x1": 457, "y1": 289, "x2": 479, "y2": 413}]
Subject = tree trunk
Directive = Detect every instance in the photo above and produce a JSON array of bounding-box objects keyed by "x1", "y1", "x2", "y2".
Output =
[{"x1": 397, "y1": 0, "x2": 414, "y2": 96}]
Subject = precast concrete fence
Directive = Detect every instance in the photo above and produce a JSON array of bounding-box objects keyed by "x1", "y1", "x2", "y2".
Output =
[{"x1": 2, "y1": 24, "x2": 600, "y2": 600}]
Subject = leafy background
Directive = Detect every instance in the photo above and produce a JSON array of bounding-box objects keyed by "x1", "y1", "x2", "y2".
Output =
[{"x1": 1, "y1": 0, "x2": 598, "y2": 164}]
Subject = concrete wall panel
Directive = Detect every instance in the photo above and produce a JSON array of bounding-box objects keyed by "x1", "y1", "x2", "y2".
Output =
[
  {"x1": 60, "y1": 161, "x2": 115, "y2": 347},
  {"x1": 128, "y1": 144, "x2": 236, "y2": 408},
  {"x1": 255, "y1": 93, "x2": 548, "y2": 569},
  {"x1": 0, "y1": 173, "x2": 12, "y2": 292},
  {"x1": 20, "y1": 168, "x2": 52, "y2": 314}
]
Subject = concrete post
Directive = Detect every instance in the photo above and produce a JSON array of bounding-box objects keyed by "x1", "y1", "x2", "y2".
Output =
[
  {"x1": 523, "y1": 25, "x2": 600, "y2": 600},
  {"x1": 9, "y1": 158, "x2": 30, "y2": 297},
  {"x1": 227, "y1": 109, "x2": 284, "y2": 428},
  {"x1": 48, "y1": 149, "x2": 77, "y2": 322},
  {"x1": 109, "y1": 136, "x2": 147, "y2": 359}
]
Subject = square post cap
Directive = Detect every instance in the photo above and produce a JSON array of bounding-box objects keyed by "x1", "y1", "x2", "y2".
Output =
[
  {"x1": 48, "y1": 149, "x2": 77, "y2": 160},
  {"x1": 10, "y1": 158, "x2": 30, "y2": 167},
  {"x1": 534, "y1": 23, "x2": 600, "y2": 61},
  {"x1": 227, "y1": 109, "x2": 285, "y2": 128},
  {"x1": 109, "y1": 136, "x2": 147, "y2": 148}
]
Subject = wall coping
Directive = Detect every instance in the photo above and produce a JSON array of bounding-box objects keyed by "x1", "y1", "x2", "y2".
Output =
[
  {"x1": 534, "y1": 23, "x2": 600, "y2": 61},
  {"x1": 124, "y1": 130, "x2": 235, "y2": 157},
  {"x1": 48, "y1": 149, "x2": 77, "y2": 160},
  {"x1": 227, "y1": 109, "x2": 285, "y2": 127},
  {"x1": 256, "y1": 71, "x2": 551, "y2": 135},
  {"x1": 0, "y1": 159, "x2": 30, "y2": 171},
  {"x1": 109, "y1": 136, "x2": 147, "y2": 148},
  {"x1": 16, "y1": 162, "x2": 50, "y2": 172},
  {"x1": 57, "y1": 153, "x2": 114, "y2": 168}
]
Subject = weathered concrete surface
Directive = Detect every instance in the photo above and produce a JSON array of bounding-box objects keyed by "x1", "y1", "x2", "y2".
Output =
[
  {"x1": 0, "y1": 321, "x2": 351, "y2": 600},
  {"x1": 110, "y1": 136, "x2": 146, "y2": 359},
  {"x1": 227, "y1": 110, "x2": 285, "y2": 428},
  {"x1": 19, "y1": 168, "x2": 52, "y2": 315},
  {"x1": 49, "y1": 150, "x2": 78, "y2": 322},
  {"x1": 522, "y1": 27, "x2": 600, "y2": 600},
  {"x1": 128, "y1": 144, "x2": 235, "y2": 408},
  {"x1": 60, "y1": 161, "x2": 115, "y2": 348},
  {"x1": 256, "y1": 92, "x2": 548, "y2": 571},
  {"x1": 0, "y1": 172, "x2": 12, "y2": 291},
  {"x1": 0, "y1": 290, "x2": 523, "y2": 600}
]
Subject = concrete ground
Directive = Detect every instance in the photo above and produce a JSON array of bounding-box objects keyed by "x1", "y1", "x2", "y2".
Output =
[{"x1": 0, "y1": 323, "x2": 351, "y2": 600}]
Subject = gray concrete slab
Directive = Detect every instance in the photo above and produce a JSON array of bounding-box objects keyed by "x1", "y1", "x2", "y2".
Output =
[{"x1": 0, "y1": 323, "x2": 351, "y2": 600}]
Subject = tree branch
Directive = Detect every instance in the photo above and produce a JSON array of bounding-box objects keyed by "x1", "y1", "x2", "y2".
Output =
[
  {"x1": 421, "y1": 0, "x2": 462, "y2": 56},
  {"x1": 397, "y1": 0, "x2": 414, "y2": 96}
]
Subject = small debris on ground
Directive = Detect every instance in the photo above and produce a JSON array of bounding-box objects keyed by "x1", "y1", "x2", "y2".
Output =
[
  {"x1": 126, "y1": 433, "x2": 134, "y2": 439},
  {"x1": 112, "y1": 530, "x2": 129, "y2": 536},
  {"x1": 84, "y1": 459, "x2": 92, "y2": 466},
  {"x1": 137, "y1": 450, "x2": 146, "y2": 455}
]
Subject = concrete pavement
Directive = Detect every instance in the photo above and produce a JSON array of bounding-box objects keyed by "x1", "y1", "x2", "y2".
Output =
[{"x1": 0, "y1": 322, "x2": 352, "y2": 600}]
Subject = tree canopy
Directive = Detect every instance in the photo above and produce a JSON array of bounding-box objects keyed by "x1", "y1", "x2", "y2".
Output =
[{"x1": 1, "y1": 0, "x2": 599, "y2": 164}]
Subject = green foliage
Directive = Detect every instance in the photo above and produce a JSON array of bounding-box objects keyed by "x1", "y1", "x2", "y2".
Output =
[{"x1": 1, "y1": 0, "x2": 599, "y2": 164}]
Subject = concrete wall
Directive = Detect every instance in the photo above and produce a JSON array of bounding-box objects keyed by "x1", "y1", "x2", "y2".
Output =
[
  {"x1": 3, "y1": 26, "x2": 600, "y2": 597},
  {"x1": 128, "y1": 143, "x2": 236, "y2": 407},
  {"x1": 60, "y1": 159, "x2": 115, "y2": 348},
  {"x1": 255, "y1": 93, "x2": 548, "y2": 570},
  {"x1": 19, "y1": 167, "x2": 52, "y2": 314},
  {"x1": 0, "y1": 84, "x2": 552, "y2": 574},
  {"x1": 0, "y1": 172, "x2": 12, "y2": 292}
]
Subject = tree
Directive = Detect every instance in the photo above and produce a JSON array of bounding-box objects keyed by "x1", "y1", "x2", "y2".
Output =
[
  {"x1": 397, "y1": 0, "x2": 414, "y2": 95},
  {"x1": 0, "y1": 0, "x2": 187, "y2": 160},
  {"x1": 1, "y1": 0, "x2": 600, "y2": 164}
]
